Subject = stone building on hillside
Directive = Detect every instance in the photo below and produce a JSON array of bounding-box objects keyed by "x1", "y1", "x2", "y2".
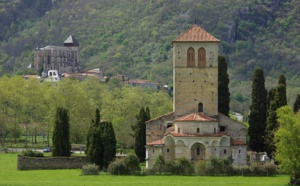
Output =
[
  {"x1": 33, "y1": 35, "x2": 81, "y2": 75},
  {"x1": 145, "y1": 25, "x2": 247, "y2": 168}
]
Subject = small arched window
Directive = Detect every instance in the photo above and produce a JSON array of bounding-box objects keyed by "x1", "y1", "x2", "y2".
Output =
[
  {"x1": 198, "y1": 103, "x2": 203, "y2": 112},
  {"x1": 187, "y1": 47, "x2": 195, "y2": 67},
  {"x1": 197, "y1": 147, "x2": 200, "y2": 155},
  {"x1": 198, "y1": 47, "x2": 206, "y2": 67}
]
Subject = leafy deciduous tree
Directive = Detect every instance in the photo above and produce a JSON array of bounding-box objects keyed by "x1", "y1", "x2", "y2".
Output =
[{"x1": 275, "y1": 106, "x2": 300, "y2": 185}]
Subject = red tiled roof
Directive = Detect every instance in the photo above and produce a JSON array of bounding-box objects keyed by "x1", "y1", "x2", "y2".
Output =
[
  {"x1": 231, "y1": 139, "x2": 246, "y2": 146},
  {"x1": 173, "y1": 25, "x2": 220, "y2": 43},
  {"x1": 167, "y1": 131, "x2": 224, "y2": 137},
  {"x1": 147, "y1": 139, "x2": 164, "y2": 146},
  {"x1": 174, "y1": 112, "x2": 218, "y2": 122}
]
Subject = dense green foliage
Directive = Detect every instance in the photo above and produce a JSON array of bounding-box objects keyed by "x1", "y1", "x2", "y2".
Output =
[
  {"x1": 52, "y1": 107, "x2": 71, "y2": 157},
  {"x1": 276, "y1": 106, "x2": 300, "y2": 185},
  {"x1": 1, "y1": 0, "x2": 300, "y2": 114},
  {"x1": 0, "y1": 76, "x2": 172, "y2": 148},
  {"x1": 218, "y1": 55, "x2": 230, "y2": 116},
  {"x1": 132, "y1": 107, "x2": 150, "y2": 162},
  {"x1": 248, "y1": 68, "x2": 267, "y2": 152}
]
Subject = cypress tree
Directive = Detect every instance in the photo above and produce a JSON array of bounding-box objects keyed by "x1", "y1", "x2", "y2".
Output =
[
  {"x1": 52, "y1": 107, "x2": 71, "y2": 157},
  {"x1": 293, "y1": 94, "x2": 300, "y2": 113},
  {"x1": 264, "y1": 74, "x2": 287, "y2": 157},
  {"x1": 132, "y1": 107, "x2": 150, "y2": 162},
  {"x1": 275, "y1": 84, "x2": 287, "y2": 108},
  {"x1": 101, "y1": 121, "x2": 116, "y2": 168},
  {"x1": 85, "y1": 108, "x2": 104, "y2": 167},
  {"x1": 248, "y1": 68, "x2": 267, "y2": 152},
  {"x1": 264, "y1": 101, "x2": 277, "y2": 158},
  {"x1": 277, "y1": 74, "x2": 286, "y2": 86},
  {"x1": 218, "y1": 55, "x2": 230, "y2": 116}
]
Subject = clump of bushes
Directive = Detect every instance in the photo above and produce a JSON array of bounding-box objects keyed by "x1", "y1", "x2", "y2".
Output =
[
  {"x1": 194, "y1": 156, "x2": 277, "y2": 176},
  {"x1": 21, "y1": 150, "x2": 44, "y2": 157},
  {"x1": 165, "y1": 157, "x2": 194, "y2": 175},
  {"x1": 146, "y1": 155, "x2": 194, "y2": 175},
  {"x1": 81, "y1": 164, "x2": 99, "y2": 175},
  {"x1": 107, "y1": 153, "x2": 141, "y2": 175},
  {"x1": 249, "y1": 161, "x2": 277, "y2": 176}
]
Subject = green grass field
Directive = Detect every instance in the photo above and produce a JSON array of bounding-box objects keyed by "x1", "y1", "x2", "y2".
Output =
[{"x1": 0, "y1": 153, "x2": 290, "y2": 186}]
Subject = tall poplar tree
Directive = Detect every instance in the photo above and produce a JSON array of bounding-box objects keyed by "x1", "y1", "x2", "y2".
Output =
[
  {"x1": 132, "y1": 107, "x2": 150, "y2": 162},
  {"x1": 248, "y1": 68, "x2": 267, "y2": 152},
  {"x1": 102, "y1": 121, "x2": 116, "y2": 168},
  {"x1": 265, "y1": 74, "x2": 287, "y2": 157},
  {"x1": 85, "y1": 108, "x2": 104, "y2": 167},
  {"x1": 52, "y1": 107, "x2": 71, "y2": 157},
  {"x1": 218, "y1": 55, "x2": 230, "y2": 116},
  {"x1": 293, "y1": 94, "x2": 300, "y2": 113}
]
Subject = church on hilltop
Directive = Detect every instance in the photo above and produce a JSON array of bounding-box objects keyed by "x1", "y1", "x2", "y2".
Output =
[
  {"x1": 145, "y1": 25, "x2": 247, "y2": 168},
  {"x1": 33, "y1": 35, "x2": 81, "y2": 75}
]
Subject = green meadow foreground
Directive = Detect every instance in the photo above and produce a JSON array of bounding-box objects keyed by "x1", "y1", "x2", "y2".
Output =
[{"x1": 0, "y1": 153, "x2": 289, "y2": 186}]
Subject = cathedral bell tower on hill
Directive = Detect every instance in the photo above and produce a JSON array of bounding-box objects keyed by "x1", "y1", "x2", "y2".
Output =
[{"x1": 172, "y1": 25, "x2": 220, "y2": 118}]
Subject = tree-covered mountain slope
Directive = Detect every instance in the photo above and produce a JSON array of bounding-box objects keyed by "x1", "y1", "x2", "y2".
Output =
[{"x1": 0, "y1": 0, "x2": 299, "y2": 111}]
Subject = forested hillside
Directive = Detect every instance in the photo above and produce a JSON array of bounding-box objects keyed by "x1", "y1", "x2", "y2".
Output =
[{"x1": 0, "y1": 0, "x2": 299, "y2": 113}]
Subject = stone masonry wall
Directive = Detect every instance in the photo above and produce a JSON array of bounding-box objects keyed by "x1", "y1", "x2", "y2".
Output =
[
  {"x1": 17, "y1": 155, "x2": 88, "y2": 170},
  {"x1": 218, "y1": 113, "x2": 247, "y2": 143},
  {"x1": 146, "y1": 112, "x2": 175, "y2": 144}
]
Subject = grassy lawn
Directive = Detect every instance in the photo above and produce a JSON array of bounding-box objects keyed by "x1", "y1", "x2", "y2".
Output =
[{"x1": 0, "y1": 153, "x2": 290, "y2": 186}]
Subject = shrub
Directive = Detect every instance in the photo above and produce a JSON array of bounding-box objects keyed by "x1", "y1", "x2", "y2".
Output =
[
  {"x1": 206, "y1": 156, "x2": 233, "y2": 176},
  {"x1": 152, "y1": 154, "x2": 166, "y2": 175},
  {"x1": 233, "y1": 166, "x2": 251, "y2": 176},
  {"x1": 165, "y1": 157, "x2": 194, "y2": 175},
  {"x1": 194, "y1": 160, "x2": 207, "y2": 175},
  {"x1": 81, "y1": 164, "x2": 99, "y2": 175},
  {"x1": 263, "y1": 162, "x2": 277, "y2": 176},
  {"x1": 21, "y1": 150, "x2": 44, "y2": 157},
  {"x1": 250, "y1": 162, "x2": 265, "y2": 176},
  {"x1": 107, "y1": 159, "x2": 129, "y2": 175},
  {"x1": 124, "y1": 153, "x2": 141, "y2": 174},
  {"x1": 108, "y1": 154, "x2": 141, "y2": 175},
  {"x1": 249, "y1": 162, "x2": 277, "y2": 176}
]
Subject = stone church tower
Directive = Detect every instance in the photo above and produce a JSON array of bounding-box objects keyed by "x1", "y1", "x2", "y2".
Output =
[
  {"x1": 145, "y1": 25, "x2": 247, "y2": 168},
  {"x1": 172, "y1": 25, "x2": 219, "y2": 117}
]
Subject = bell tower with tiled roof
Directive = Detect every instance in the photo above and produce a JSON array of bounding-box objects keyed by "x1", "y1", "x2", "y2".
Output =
[{"x1": 172, "y1": 25, "x2": 220, "y2": 117}]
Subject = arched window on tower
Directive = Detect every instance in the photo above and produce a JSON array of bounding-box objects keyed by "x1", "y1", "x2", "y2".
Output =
[
  {"x1": 187, "y1": 47, "x2": 195, "y2": 67},
  {"x1": 198, "y1": 103, "x2": 203, "y2": 112},
  {"x1": 198, "y1": 47, "x2": 206, "y2": 67}
]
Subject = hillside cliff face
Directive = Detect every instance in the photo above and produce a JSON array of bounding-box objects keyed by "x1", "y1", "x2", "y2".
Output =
[{"x1": 0, "y1": 0, "x2": 299, "y2": 110}]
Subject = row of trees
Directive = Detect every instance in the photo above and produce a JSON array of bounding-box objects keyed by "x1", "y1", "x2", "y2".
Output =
[
  {"x1": 85, "y1": 109, "x2": 116, "y2": 168},
  {"x1": 248, "y1": 67, "x2": 300, "y2": 184},
  {"x1": 248, "y1": 68, "x2": 288, "y2": 156},
  {"x1": 0, "y1": 76, "x2": 172, "y2": 148}
]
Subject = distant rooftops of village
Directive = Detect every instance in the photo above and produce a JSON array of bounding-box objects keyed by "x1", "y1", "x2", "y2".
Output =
[{"x1": 22, "y1": 68, "x2": 159, "y2": 90}]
